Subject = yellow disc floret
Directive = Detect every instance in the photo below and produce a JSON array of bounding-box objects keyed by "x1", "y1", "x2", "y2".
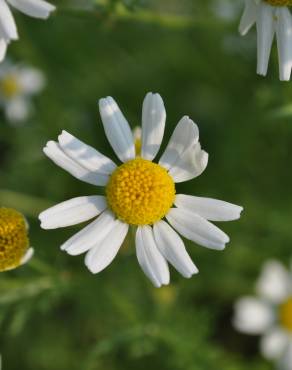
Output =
[
  {"x1": 0, "y1": 207, "x2": 29, "y2": 272},
  {"x1": 264, "y1": 0, "x2": 292, "y2": 6},
  {"x1": 279, "y1": 297, "x2": 292, "y2": 331},
  {"x1": 0, "y1": 74, "x2": 21, "y2": 99},
  {"x1": 106, "y1": 158, "x2": 175, "y2": 225}
]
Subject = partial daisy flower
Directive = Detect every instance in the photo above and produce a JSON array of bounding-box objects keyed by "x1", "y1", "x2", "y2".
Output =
[
  {"x1": 0, "y1": 207, "x2": 33, "y2": 271},
  {"x1": 0, "y1": 0, "x2": 55, "y2": 62},
  {"x1": 0, "y1": 61, "x2": 45, "y2": 124},
  {"x1": 39, "y1": 92, "x2": 243, "y2": 287},
  {"x1": 239, "y1": 0, "x2": 292, "y2": 80},
  {"x1": 233, "y1": 260, "x2": 292, "y2": 370}
]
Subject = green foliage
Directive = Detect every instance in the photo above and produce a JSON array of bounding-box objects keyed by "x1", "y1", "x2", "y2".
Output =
[{"x1": 0, "y1": 0, "x2": 290, "y2": 369}]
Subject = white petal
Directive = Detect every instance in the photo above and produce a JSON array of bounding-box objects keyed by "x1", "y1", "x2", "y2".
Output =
[
  {"x1": 153, "y1": 220, "x2": 198, "y2": 278},
  {"x1": 280, "y1": 341, "x2": 292, "y2": 370},
  {"x1": 5, "y1": 98, "x2": 30, "y2": 124},
  {"x1": 275, "y1": 7, "x2": 292, "y2": 81},
  {"x1": 0, "y1": 0, "x2": 18, "y2": 40},
  {"x1": 159, "y1": 116, "x2": 199, "y2": 171},
  {"x1": 260, "y1": 328, "x2": 288, "y2": 360},
  {"x1": 233, "y1": 296, "x2": 274, "y2": 335},
  {"x1": 58, "y1": 130, "x2": 116, "y2": 175},
  {"x1": 141, "y1": 92, "x2": 166, "y2": 160},
  {"x1": 18, "y1": 67, "x2": 45, "y2": 94},
  {"x1": 168, "y1": 143, "x2": 208, "y2": 183},
  {"x1": 0, "y1": 38, "x2": 7, "y2": 62},
  {"x1": 85, "y1": 220, "x2": 128, "y2": 274},
  {"x1": 175, "y1": 194, "x2": 243, "y2": 221},
  {"x1": 166, "y1": 208, "x2": 229, "y2": 250},
  {"x1": 43, "y1": 141, "x2": 109, "y2": 186},
  {"x1": 99, "y1": 97, "x2": 135, "y2": 163},
  {"x1": 8, "y1": 0, "x2": 55, "y2": 19},
  {"x1": 256, "y1": 3, "x2": 275, "y2": 76},
  {"x1": 136, "y1": 225, "x2": 170, "y2": 287},
  {"x1": 20, "y1": 247, "x2": 34, "y2": 265},
  {"x1": 239, "y1": 0, "x2": 257, "y2": 36},
  {"x1": 256, "y1": 260, "x2": 291, "y2": 304},
  {"x1": 61, "y1": 210, "x2": 115, "y2": 256},
  {"x1": 39, "y1": 196, "x2": 107, "y2": 229}
]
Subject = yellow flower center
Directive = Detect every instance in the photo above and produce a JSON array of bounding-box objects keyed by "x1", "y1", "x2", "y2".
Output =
[
  {"x1": 0, "y1": 74, "x2": 21, "y2": 99},
  {"x1": 0, "y1": 208, "x2": 29, "y2": 272},
  {"x1": 106, "y1": 158, "x2": 175, "y2": 225},
  {"x1": 279, "y1": 297, "x2": 292, "y2": 331},
  {"x1": 264, "y1": 0, "x2": 292, "y2": 6}
]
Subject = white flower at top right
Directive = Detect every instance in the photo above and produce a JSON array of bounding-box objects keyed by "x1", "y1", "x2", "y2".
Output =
[
  {"x1": 233, "y1": 260, "x2": 292, "y2": 370},
  {"x1": 239, "y1": 0, "x2": 292, "y2": 81}
]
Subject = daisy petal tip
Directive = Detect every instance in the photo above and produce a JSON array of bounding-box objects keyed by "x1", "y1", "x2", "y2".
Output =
[
  {"x1": 202, "y1": 150, "x2": 209, "y2": 163},
  {"x1": 280, "y1": 70, "x2": 292, "y2": 82},
  {"x1": 43, "y1": 140, "x2": 55, "y2": 151},
  {"x1": 217, "y1": 241, "x2": 228, "y2": 251},
  {"x1": 222, "y1": 240, "x2": 229, "y2": 249},
  {"x1": 85, "y1": 265, "x2": 98, "y2": 274},
  {"x1": 39, "y1": 219, "x2": 46, "y2": 229},
  {"x1": 193, "y1": 266, "x2": 199, "y2": 275},
  {"x1": 85, "y1": 259, "x2": 104, "y2": 274},
  {"x1": 238, "y1": 206, "x2": 244, "y2": 218},
  {"x1": 256, "y1": 70, "x2": 268, "y2": 77},
  {"x1": 60, "y1": 242, "x2": 69, "y2": 252},
  {"x1": 49, "y1": 4, "x2": 56, "y2": 12},
  {"x1": 58, "y1": 129, "x2": 68, "y2": 139},
  {"x1": 99, "y1": 96, "x2": 116, "y2": 116},
  {"x1": 98, "y1": 98, "x2": 108, "y2": 111},
  {"x1": 65, "y1": 249, "x2": 78, "y2": 256},
  {"x1": 40, "y1": 222, "x2": 54, "y2": 230},
  {"x1": 154, "y1": 279, "x2": 169, "y2": 288},
  {"x1": 21, "y1": 247, "x2": 34, "y2": 266},
  {"x1": 238, "y1": 25, "x2": 247, "y2": 37},
  {"x1": 185, "y1": 268, "x2": 199, "y2": 279}
]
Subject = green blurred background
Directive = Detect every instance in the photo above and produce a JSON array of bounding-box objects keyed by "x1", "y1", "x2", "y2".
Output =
[{"x1": 0, "y1": 0, "x2": 292, "y2": 369}]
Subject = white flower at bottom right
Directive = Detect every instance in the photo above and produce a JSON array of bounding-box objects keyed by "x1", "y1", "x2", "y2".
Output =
[{"x1": 233, "y1": 259, "x2": 292, "y2": 370}]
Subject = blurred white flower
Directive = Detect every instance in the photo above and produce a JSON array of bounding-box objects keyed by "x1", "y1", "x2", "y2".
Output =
[
  {"x1": 0, "y1": 61, "x2": 45, "y2": 124},
  {"x1": 0, "y1": 0, "x2": 55, "y2": 62},
  {"x1": 39, "y1": 92, "x2": 243, "y2": 287},
  {"x1": 233, "y1": 260, "x2": 292, "y2": 370},
  {"x1": 239, "y1": 0, "x2": 292, "y2": 80}
]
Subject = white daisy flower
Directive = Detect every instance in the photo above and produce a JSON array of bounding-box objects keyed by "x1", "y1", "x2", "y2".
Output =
[
  {"x1": 233, "y1": 260, "x2": 292, "y2": 370},
  {"x1": 239, "y1": 0, "x2": 292, "y2": 80},
  {"x1": 39, "y1": 93, "x2": 243, "y2": 287},
  {"x1": 0, "y1": 207, "x2": 34, "y2": 272},
  {"x1": 0, "y1": 61, "x2": 45, "y2": 124},
  {"x1": 0, "y1": 0, "x2": 55, "y2": 63}
]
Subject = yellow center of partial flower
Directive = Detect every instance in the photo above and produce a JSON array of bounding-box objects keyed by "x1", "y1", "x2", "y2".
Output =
[
  {"x1": 264, "y1": 0, "x2": 292, "y2": 6},
  {"x1": 106, "y1": 158, "x2": 175, "y2": 225},
  {"x1": 0, "y1": 75, "x2": 21, "y2": 98},
  {"x1": 0, "y1": 208, "x2": 29, "y2": 272},
  {"x1": 279, "y1": 297, "x2": 292, "y2": 331}
]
